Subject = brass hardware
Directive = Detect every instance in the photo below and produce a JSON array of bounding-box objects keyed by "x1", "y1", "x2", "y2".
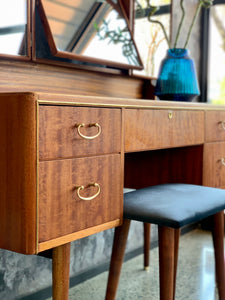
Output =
[
  {"x1": 75, "y1": 183, "x2": 101, "y2": 201},
  {"x1": 219, "y1": 121, "x2": 225, "y2": 130},
  {"x1": 168, "y1": 111, "x2": 173, "y2": 119},
  {"x1": 76, "y1": 123, "x2": 101, "y2": 139},
  {"x1": 220, "y1": 158, "x2": 225, "y2": 166}
]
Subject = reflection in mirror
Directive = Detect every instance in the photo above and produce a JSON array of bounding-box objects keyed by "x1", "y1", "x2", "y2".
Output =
[
  {"x1": 134, "y1": 0, "x2": 171, "y2": 76},
  {"x1": 37, "y1": 0, "x2": 143, "y2": 69},
  {"x1": 0, "y1": 0, "x2": 28, "y2": 56}
]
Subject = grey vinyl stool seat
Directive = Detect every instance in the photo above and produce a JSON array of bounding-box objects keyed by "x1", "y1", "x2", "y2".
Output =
[{"x1": 105, "y1": 184, "x2": 225, "y2": 300}]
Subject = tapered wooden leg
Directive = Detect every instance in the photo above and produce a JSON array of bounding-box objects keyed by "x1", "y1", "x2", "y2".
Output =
[
  {"x1": 173, "y1": 229, "x2": 180, "y2": 300},
  {"x1": 105, "y1": 219, "x2": 131, "y2": 300},
  {"x1": 144, "y1": 223, "x2": 151, "y2": 270},
  {"x1": 158, "y1": 226, "x2": 176, "y2": 300},
  {"x1": 52, "y1": 243, "x2": 71, "y2": 300},
  {"x1": 212, "y1": 211, "x2": 225, "y2": 300}
]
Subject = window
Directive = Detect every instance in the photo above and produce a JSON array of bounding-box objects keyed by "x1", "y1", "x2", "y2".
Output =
[
  {"x1": 134, "y1": 0, "x2": 171, "y2": 77},
  {"x1": 202, "y1": 0, "x2": 225, "y2": 103},
  {"x1": 0, "y1": 0, "x2": 30, "y2": 58}
]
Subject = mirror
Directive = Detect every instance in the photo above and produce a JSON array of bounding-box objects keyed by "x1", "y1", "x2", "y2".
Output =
[
  {"x1": 37, "y1": 0, "x2": 143, "y2": 69},
  {"x1": 0, "y1": 0, "x2": 28, "y2": 57}
]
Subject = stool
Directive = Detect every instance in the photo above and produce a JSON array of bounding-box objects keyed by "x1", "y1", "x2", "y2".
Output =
[{"x1": 105, "y1": 184, "x2": 225, "y2": 300}]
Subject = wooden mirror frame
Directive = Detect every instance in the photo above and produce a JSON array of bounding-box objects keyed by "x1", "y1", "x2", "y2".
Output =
[{"x1": 36, "y1": 0, "x2": 143, "y2": 70}]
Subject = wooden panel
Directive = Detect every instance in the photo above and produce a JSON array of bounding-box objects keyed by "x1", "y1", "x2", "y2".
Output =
[
  {"x1": 38, "y1": 219, "x2": 121, "y2": 252},
  {"x1": 0, "y1": 93, "x2": 37, "y2": 254},
  {"x1": 124, "y1": 146, "x2": 203, "y2": 189},
  {"x1": 0, "y1": 60, "x2": 152, "y2": 99},
  {"x1": 205, "y1": 111, "x2": 225, "y2": 142},
  {"x1": 38, "y1": 154, "x2": 122, "y2": 242},
  {"x1": 203, "y1": 142, "x2": 225, "y2": 187},
  {"x1": 125, "y1": 109, "x2": 204, "y2": 152},
  {"x1": 39, "y1": 106, "x2": 121, "y2": 160}
]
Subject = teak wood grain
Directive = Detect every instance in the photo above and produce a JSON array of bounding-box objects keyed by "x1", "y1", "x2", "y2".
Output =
[
  {"x1": 1, "y1": 91, "x2": 225, "y2": 300},
  {"x1": 0, "y1": 60, "x2": 153, "y2": 99},
  {"x1": 0, "y1": 93, "x2": 37, "y2": 254},
  {"x1": 39, "y1": 106, "x2": 121, "y2": 160},
  {"x1": 1, "y1": 91, "x2": 225, "y2": 257},
  {"x1": 203, "y1": 142, "x2": 225, "y2": 187},
  {"x1": 124, "y1": 109, "x2": 204, "y2": 152},
  {"x1": 52, "y1": 243, "x2": 71, "y2": 300},
  {"x1": 38, "y1": 154, "x2": 122, "y2": 243},
  {"x1": 124, "y1": 146, "x2": 203, "y2": 189},
  {"x1": 205, "y1": 111, "x2": 225, "y2": 142}
]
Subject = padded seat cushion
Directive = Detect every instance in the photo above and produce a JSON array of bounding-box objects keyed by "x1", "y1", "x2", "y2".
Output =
[{"x1": 124, "y1": 184, "x2": 225, "y2": 228}]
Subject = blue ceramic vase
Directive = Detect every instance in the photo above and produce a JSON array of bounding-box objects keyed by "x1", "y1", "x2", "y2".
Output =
[{"x1": 155, "y1": 48, "x2": 200, "y2": 101}]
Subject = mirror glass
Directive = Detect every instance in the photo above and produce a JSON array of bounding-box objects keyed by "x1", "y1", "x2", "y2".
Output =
[
  {"x1": 0, "y1": 0, "x2": 28, "y2": 56},
  {"x1": 134, "y1": 0, "x2": 171, "y2": 76},
  {"x1": 37, "y1": 0, "x2": 143, "y2": 69}
]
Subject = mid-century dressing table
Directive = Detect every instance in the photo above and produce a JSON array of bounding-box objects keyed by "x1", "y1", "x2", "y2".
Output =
[{"x1": 0, "y1": 92, "x2": 225, "y2": 299}]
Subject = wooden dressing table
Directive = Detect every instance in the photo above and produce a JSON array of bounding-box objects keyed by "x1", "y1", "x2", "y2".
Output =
[{"x1": 0, "y1": 92, "x2": 225, "y2": 299}]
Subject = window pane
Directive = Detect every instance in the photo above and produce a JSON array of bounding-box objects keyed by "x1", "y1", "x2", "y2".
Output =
[
  {"x1": 208, "y1": 5, "x2": 225, "y2": 104},
  {"x1": 0, "y1": 0, "x2": 27, "y2": 56},
  {"x1": 134, "y1": 1, "x2": 170, "y2": 77}
]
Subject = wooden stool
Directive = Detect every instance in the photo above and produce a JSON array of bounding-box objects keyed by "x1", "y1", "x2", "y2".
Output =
[{"x1": 105, "y1": 184, "x2": 225, "y2": 300}]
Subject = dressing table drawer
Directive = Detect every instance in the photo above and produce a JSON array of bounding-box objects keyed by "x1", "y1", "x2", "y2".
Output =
[
  {"x1": 203, "y1": 142, "x2": 225, "y2": 187},
  {"x1": 205, "y1": 111, "x2": 225, "y2": 142},
  {"x1": 39, "y1": 106, "x2": 121, "y2": 160},
  {"x1": 125, "y1": 109, "x2": 204, "y2": 152},
  {"x1": 38, "y1": 154, "x2": 122, "y2": 242}
]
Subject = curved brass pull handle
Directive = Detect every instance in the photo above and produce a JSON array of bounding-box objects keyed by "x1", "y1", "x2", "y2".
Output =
[
  {"x1": 168, "y1": 111, "x2": 173, "y2": 119},
  {"x1": 220, "y1": 158, "x2": 225, "y2": 166},
  {"x1": 75, "y1": 183, "x2": 100, "y2": 201},
  {"x1": 76, "y1": 123, "x2": 101, "y2": 140},
  {"x1": 219, "y1": 121, "x2": 225, "y2": 130}
]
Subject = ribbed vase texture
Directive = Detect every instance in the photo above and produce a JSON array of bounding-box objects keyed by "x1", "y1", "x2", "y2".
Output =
[{"x1": 155, "y1": 48, "x2": 200, "y2": 101}]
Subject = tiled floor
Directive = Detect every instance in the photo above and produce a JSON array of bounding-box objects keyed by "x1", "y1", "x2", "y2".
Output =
[{"x1": 65, "y1": 229, "x2": 220, "y2": 300}]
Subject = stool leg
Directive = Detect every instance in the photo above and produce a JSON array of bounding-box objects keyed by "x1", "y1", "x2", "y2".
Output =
[
  {"x1": 105, "y1": 219, "x2": 131, "y2": 300},
  {"x1": 158, "y1": 226, "x2": 179, "y2": 300},
  {"x1": 144, "y1": 223, "x2": 151, "y2": 270},
  {"x1": 52, "y1": 243, "x2": 71, "y2": 300},
  {"x1": 212, "y1": 211, "x2": 225, "y2": 300}
]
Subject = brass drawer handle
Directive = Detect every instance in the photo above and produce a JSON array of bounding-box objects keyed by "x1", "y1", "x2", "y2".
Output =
[
  {"x1": 75, "y1": 183, "x2": 101, "y2": 201},
  {"x1": 76, "y1": 123, "x2": 101, "y2": 140},
  {"x1": 220, "y1": 158, "x2": 225, "y2": 166},
  {"x1": 219, "y1": 121, "x2": 225, "y2": 130},
  {"x1": 168, "y1": 111, "x2": 173, "y2": 119}
]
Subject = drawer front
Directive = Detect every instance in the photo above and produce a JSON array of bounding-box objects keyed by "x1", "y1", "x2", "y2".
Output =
[
  {"x1": 39, "y1": 106, "x2": 121, "y2": 160},
  {"x1": 125, "y1": 109, "x2": 204, "y2": 152},
  {"x1": 203, "y1": 142, "x2": 225, "y2": 187},
  {"x1": 205, "y1": 111, "x2": 225, "y2": 142},
  {"x1": 38, "y1": 154, "x2": 122, "y2": 242}
]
